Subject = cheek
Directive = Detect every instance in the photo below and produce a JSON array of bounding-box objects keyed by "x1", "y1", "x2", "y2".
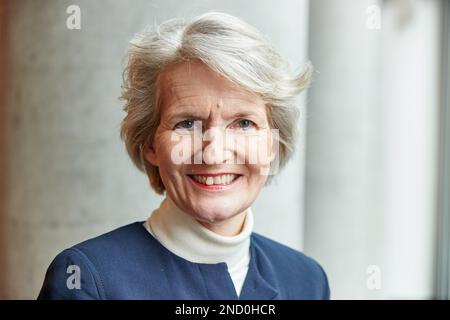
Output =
[
  {"x1": 157, "y1": 161, "x2": 186, "y2": 195},
  {"x1": 159, "y1": 130, "x2": 198, "y2": 165},
  {"x1": 233, "y1": 132, "x2": 275, "y2": 169},
  {"x1": 154, "y1": 132, "x2": 192, "y2": 182},
  {"x1": 246, "y1": 164, "x2": 269, "y2": 185},
  {"x1": 153, "y1": 133, "x2": 177, "y2": 174}
]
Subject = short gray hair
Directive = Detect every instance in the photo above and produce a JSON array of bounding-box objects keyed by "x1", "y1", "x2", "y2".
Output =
[{"x1": 120, "y1": 11, "x2": 313, "y2": 194}]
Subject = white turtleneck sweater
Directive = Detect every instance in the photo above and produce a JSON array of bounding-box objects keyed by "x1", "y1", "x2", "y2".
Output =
[{"x1": 143, "y1": 197, "x2": 253, "y2": 297}]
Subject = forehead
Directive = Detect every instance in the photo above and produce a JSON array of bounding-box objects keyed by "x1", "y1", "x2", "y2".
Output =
[{"x1": 158, "y1": 60, "x2": 264, "y2": 109}]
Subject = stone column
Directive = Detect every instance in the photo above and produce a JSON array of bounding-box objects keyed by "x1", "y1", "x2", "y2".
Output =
[{"x1": 305, "y1": 0, "x2": 440, "y2": 299}]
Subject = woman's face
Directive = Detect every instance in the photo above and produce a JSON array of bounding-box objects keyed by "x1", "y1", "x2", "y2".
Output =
[{"x1": 144, "y1": 60, "x2": 275, "y2": 233}]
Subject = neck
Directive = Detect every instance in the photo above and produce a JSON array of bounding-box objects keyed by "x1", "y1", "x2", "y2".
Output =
[{"x1": 145, "y1": 196, "x2": 254, "y2": 266}]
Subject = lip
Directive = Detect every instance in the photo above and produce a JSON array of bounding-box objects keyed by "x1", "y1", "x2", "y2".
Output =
[
  {"x1": 187, "y1": 174, "x2": 242, "y2": 191},
  {"x1": 187, "y1": 173, "x2": 239, "y2": 177}
]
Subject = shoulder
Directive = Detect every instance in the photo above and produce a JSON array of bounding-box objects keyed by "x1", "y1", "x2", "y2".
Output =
[
  {"x1": 71, "y1": 221, "x2": 148, "y2": 257},
  {"x1": 251, "y1": 232, "x2": 330, "y2": 299},
  {"x1": 38, "y1": 222, "x2": 150, "y2": 300},
  {"x1": 37, "y1": 245, "x2": 105, "y2": 299}
]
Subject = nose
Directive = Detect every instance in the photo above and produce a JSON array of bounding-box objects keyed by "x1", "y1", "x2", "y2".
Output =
[{"x1": 201, "y1": 126, "x2": 233, "y2": 165}]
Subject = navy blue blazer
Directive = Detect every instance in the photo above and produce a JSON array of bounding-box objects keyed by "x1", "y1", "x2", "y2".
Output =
[{"x1": 38, "y1": 222, "x2": 330, "y2": 300}]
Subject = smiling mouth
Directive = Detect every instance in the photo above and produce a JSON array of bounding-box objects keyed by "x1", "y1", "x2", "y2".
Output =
[{"x1": 187, "y1": 174, "x2": 242, "y2": 186}]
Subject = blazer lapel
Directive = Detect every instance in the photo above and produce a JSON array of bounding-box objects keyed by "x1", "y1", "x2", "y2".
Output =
[{"x1": 239, "y1": 236, "x2": 280, "y2": 300}]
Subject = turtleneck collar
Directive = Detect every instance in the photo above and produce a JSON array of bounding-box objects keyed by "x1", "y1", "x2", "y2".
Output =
[{"x1": 144, "y1": 197, "x2": 253, "y2": 269}]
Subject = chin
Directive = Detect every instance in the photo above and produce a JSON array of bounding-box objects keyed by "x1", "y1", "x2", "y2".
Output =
[{"x1": 190, "y1": 202, "x2": 241, "y2": 223}]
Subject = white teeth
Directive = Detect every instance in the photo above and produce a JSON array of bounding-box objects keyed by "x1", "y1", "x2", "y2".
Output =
[{"x1": 191, "y1": 174, "x2": 237, "y2": 186}]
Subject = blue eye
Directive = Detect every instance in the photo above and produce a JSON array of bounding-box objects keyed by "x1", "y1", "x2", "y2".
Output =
[
  {"x1": 175, "y1": 120, "x2": 195, "y2": 129},
  {"x1": 235, "y1": 119, "x2": 255, "y2": 130}
]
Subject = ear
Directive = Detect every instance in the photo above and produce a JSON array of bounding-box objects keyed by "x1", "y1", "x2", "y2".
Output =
[
  {"x1": 267, "y1": 130, "x2": 278, "y2": 163},
  {"x1": 143, "y1": 144, "x2": 159, "y2": 167},
  {"x1": 269, "y1": 147, "x2": 277, "y2": 163}
]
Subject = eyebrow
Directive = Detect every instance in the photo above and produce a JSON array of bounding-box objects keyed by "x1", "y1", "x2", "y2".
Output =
[
  {"x1": 166, "y1": 108, "x2": 266, "y2": 124},
  {"x1": 165, "y1": 107, "x2": 204, "y2": 121},
  {"x1": 228, "y1": 111, "x2": 266, "y2": 122}
]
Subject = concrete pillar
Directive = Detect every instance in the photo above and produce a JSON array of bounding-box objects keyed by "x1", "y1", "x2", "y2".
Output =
[{"x1": 305, "y1": 0, "x2": 440, "y2": 299}]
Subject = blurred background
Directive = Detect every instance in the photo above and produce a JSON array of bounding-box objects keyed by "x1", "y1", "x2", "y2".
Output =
[{"x1": 0, "y1": 0, "x2": 449, "y2": 299}]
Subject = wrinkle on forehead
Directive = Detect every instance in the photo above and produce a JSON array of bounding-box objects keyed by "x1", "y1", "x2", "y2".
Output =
[{"x1": 158, "y1": 59, "x2": 264, "y2": 111}]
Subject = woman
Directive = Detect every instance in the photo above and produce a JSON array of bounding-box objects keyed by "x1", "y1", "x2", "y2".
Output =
[{"x1": 38, "y1": 12, "x2": 330, "y2": 300}]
